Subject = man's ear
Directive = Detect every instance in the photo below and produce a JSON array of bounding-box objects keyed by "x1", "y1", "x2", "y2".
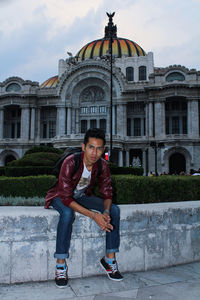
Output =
[{"x1": 82, "y1": 143, "x2": 85, "y2": 152}]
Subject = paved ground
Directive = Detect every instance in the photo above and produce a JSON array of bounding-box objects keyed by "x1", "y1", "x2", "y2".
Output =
[{"x1": 0, "y1": 261, "x2": 200, "y2": 300}]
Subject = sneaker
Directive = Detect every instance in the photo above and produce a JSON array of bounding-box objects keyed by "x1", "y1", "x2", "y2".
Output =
[
  {"x1": 100, "y1": 257, "x2": 123, "y2": 281},
  {"x1": 55, "y1": 264, "x2": 68, "y2": 288}
]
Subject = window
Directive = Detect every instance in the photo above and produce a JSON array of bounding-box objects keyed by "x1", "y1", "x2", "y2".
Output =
[
  {"x1": 81, "y1": 120, "x2": 87, "y2": 133},
  {"x1": 127, "y1": 118, "x2": 131, "y2": 136},
  {"x1": 166, "y1": 72, "x2": 185, "y2": 82},
  {"x1": 41, "y1": 107, "x2": 56, "y2": 138},
  {"x1": 6, "y1": 83, "x2": 21, "y2": 92},
  {"x1": 100, "y1": 119, "x2": 106, "y2": 132},
  {"x1": 134, "y1": 118, "x2": 141, "y2": 136},
  {"x1": 90, "y1": 106, "x2": 97, "y2": 114},
  {"x1": 81, "y1": 107, "x2": 88, "y2": 114},
  {"x1": 90, "y1": 119, "x2": 97, "y2": 128},
  {"x1": 165, "y1": 98, "x2": 187, "y2": 134},
  {"x1": 139, "y1": 66, "x2": 146, "y2": 81},
  {"x1": 126, "y1": 67, "x2": 134, "y2": 81},
  {"x1": 3, "y1": 106, "x2": 21, "y2": 138},
  {"x1": 172, "y1": 117, "x2": 179, "y2": 134},
  {"x1": 100, "y1": 106, "x2": 106, "y2": 114}
]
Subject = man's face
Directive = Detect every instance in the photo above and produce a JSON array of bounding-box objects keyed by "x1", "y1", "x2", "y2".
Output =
[{"x1": 82, "y1": 137, "x2": 105, "y2": 167}]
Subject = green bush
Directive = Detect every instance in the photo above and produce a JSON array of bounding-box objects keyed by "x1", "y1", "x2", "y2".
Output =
[
  {"x1": 110, "y1": 166, "x2": 143, "y2": 175},
  {"x1": 0, "y1": 167, "x2": 5, "y2": 176},
  {"x1": 24, "y1": 146, "x2": 63, "y2": 155},
  {"x1": 7, "y1": 152, "x2": 60, "y2": 167},
  {"x1": 1, "y1": 175, "x2": 200, "y2": 206},
  {"x1": 0, "y1": 175, "x2": 56, "y2": 198},
  {"x1": 111, "y1": 175, "x2": 200, "y2": 204},
  {"x1": 4, "y1": 166, "x2": 53, "y2": 177}
]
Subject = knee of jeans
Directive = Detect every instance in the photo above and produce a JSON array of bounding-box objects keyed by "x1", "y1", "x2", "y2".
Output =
[
  {"x1": 60, "y1": 208, "x2": 75, "y2": 223},
  {"x1": 110, "y1": 204, "x2": 120, "y2": 218}
]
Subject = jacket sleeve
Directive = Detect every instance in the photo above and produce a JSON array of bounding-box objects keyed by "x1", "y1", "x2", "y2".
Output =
[
  {"x1": 58, "y1": 155, "x2": 78, "y2": 206},
  {"x1": 98, "y1": 159, "x2": 112, "y2": 200}
]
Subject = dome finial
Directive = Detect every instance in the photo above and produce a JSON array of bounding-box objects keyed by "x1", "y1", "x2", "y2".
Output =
[{"x1": 105, "y1": 12, "x2": 117, "y2": 39}]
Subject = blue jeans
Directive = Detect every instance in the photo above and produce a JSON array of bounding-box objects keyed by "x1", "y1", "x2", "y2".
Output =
[{"x1": 51, "y1": 195, "x2": 120, "y2": 259}]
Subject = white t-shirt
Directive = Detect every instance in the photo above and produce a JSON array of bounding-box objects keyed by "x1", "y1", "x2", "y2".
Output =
[{"x1": 73, "y1": 163, "x2": 91, "y2": 199}]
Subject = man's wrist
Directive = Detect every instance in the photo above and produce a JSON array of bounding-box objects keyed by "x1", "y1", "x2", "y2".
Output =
[{"x1": 103, "y1": 209, "x2": 110, "y2": 215}]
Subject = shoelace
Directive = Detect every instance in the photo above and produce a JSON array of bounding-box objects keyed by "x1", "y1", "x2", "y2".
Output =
[
  {"x1": 109, "y1": 262, "x2": 118, "y2": 273},
  {"x1": 56, "y1": 267, "x2": 67, "y2": 279}
]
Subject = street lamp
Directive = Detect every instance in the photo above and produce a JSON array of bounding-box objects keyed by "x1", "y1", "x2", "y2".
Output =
[{"x1": 105, "y1": 12, "x2": 117, "y2": 162}]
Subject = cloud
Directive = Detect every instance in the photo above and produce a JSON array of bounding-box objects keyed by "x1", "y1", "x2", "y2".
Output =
[{"x1": 0, "y1": 0, "x2": 200, "y2": 83}]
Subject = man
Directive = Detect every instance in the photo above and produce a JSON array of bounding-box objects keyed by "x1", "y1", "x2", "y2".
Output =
[{"x1": 45, "y1": 128, "x2": 123, "y2": 288}]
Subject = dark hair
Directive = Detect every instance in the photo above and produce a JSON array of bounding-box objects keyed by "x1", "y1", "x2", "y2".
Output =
[{"x1": 84, "y1": 128, "x2": 106, "y2": 146}]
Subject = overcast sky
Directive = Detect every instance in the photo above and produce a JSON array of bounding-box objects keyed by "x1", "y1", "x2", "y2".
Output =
[{"x1": 0, "y1": 0, "x2": 199, "y2": 84}]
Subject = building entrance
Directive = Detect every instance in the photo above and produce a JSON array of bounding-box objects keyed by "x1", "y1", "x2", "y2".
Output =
[{"x1": 169, "y1": 153, "x2": 186, "y2": 175}]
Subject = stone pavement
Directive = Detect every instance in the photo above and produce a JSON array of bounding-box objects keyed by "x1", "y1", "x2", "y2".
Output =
[{"x1": 0, "y1": 261, "x2": 200, "y2": 300}]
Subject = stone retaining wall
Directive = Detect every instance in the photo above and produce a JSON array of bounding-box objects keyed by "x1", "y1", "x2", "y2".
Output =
[{"x1": 0, "y1": 201, "x2": 200, "y2": 284}]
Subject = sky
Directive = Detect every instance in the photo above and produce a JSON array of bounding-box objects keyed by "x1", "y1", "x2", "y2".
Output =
[{"x1": 0, "y1": 0, "x2": 199, "y2": 85}]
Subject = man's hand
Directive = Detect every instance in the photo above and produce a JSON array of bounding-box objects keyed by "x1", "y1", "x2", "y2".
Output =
[{"x1": 94, "y1": 213, "x2": 113, "y2": 232}]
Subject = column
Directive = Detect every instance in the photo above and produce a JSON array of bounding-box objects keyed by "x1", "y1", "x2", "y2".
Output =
[
  {"x1": 30, "y1": 107, "x2": 35, "y2": 140},
  {"x1": 118, "y1": 150, "x2": 123, "y2": 167},
  {"x1": 36, "y1": 107, "x2": 41, "y2": 142},
  {"x1": 106, "y1": 106, "x2": 110, "y2": 135},
  {"x1": 75, "y1": 108, "x2": 79, "y2": 133},
  {"x1": 145, "y1": 103, "x2": 149, "y2": 137},
  {"x1": 190, "y1": 100, "x2": 199, "y2": 137},
  {"x1": 148, "y1": 102, "x2": 153, "y2": 137},
  {"x1": 71, "y1": 108, "x2": 76, "y2": 134},
  {"x1": 116, "y1": 104, "x2": 123, "y2": 136},
  {"x1": 0, "y1": 108, "x2": 4, "y2": 139},
  {"x1": 21, "y1": 107, "x2": 30, "y2": 140},
  {"x1": 57, "y1": 106, "x2": 66, "y2": 137},
  {"x1": 142, "y1": 149, "x2": 146, "y2": 176},
  {"x1": 126, "y1": 150, "x2": 130, "y2": 167},
  {"x1": 67, "y1": 107, "x2": 71, "y2": 135},
  {"x1": 112, "y1": 105, "x2": 115, "y2": 135},
  {"x1": 154, "y1": 101, "x2": 165, "y2": 138}
]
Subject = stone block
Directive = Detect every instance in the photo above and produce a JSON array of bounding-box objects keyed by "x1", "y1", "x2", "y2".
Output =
[
  {"x1": 11, "y1": 241, "x2": 48, "y2": 283},
  {"x1": 82, "y1": 236, "x2": 105, "y2": 276},
  {"x1": 118, "y1": 233, "x2": 145, "y2": 272},
  {"x1": 0, "y1": 242, "x2": 11, "y2": 283},
  {"x1": 145, "y1": 229, "x2": 170, "y2": 270}
]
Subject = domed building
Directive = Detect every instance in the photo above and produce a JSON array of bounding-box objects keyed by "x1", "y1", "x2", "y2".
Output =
[{"x1": 0, "y1": 14, "x2": 200, "y2": 175}]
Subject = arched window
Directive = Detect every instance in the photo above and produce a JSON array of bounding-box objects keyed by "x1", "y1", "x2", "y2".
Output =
[
  {"x1": 139, "y1": 66, "x2": 146, "y2": 81},
  {"x1": 126, "y1": 67, "x2": 134, "y2": 81},
  {"x1": 166, "y1": 72, "x2": 185, "y2": 82},
  {"x1": 6, "y1": 83, "x2": 21, "y2": 92}
]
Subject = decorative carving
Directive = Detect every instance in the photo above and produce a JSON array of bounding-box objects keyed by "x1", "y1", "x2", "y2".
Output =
[{"x1": 80, "y1": 86, "x2": 105, "y2": 102}]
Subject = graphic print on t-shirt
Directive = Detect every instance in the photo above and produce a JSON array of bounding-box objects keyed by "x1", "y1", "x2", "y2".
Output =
[{"x1": 73, "y1": 163, "x2": 91, "y2": 199}]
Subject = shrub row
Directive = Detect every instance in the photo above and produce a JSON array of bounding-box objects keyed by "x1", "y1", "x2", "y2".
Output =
[
  {"x1": 24, "y1": 146, "x2": 63, "y2": 155},
  {"x1": 1, "y1": 175, "x2": 200, "y2": 205},
  {"x1": 0, "y1": 167, "x2": 5, "y2": 176},
  {"x1": 111, "y1": 175, "x2": 200, "y2": 204},
  {"x1": 4, "y1": 166, "x2": 53, "y2": 177},
  {"x1": 1, "y1": 165, "x2": 143, "y2": 177}
]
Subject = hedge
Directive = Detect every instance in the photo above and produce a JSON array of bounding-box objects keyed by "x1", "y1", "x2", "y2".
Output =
[
  {"x1": 0, "y1": 175, "x2": 55, "y2": 199},
  {"x1": 24, "y1": 146, "x2": 63, "y2": 155},
  {"x1": 4, "y1": 166, "x2": 53, "y2": 177},
  {"x1": 8, "y1": 152, "x2": 60, "y2": 167},
  {"x1": 0, "y1": 167, "x2": 5, "y2": 176},
  {"x1": 0, "y1": 175, "x2": 200, "y2": 205}
]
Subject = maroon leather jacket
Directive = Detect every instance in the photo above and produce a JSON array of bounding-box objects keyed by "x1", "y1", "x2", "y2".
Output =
[{"x1": 45, "y1": 152, "x2": 112, "y2": 208}]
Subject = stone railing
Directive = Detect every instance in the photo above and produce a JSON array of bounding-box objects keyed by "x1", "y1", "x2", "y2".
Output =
[{"x1": 0, "y1": 201, "x2": 200, "y2": 284}]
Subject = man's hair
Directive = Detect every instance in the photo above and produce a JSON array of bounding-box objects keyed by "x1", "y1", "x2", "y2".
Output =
[{"x1": 84, "y1": 128, "x2": 106, "y2": 146}]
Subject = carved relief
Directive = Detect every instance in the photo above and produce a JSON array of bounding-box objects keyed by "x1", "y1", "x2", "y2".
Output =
[{"x1": 80, "y1": 86, "x2": 105, "y2": 103}]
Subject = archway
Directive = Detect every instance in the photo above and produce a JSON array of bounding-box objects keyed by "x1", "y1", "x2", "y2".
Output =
[
  {"x1": 169, "y1": 153, "x2": 186, "y2": 175},
  {"x1": 5, "y1": 155, "x2": 16, "y2": 166}
]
